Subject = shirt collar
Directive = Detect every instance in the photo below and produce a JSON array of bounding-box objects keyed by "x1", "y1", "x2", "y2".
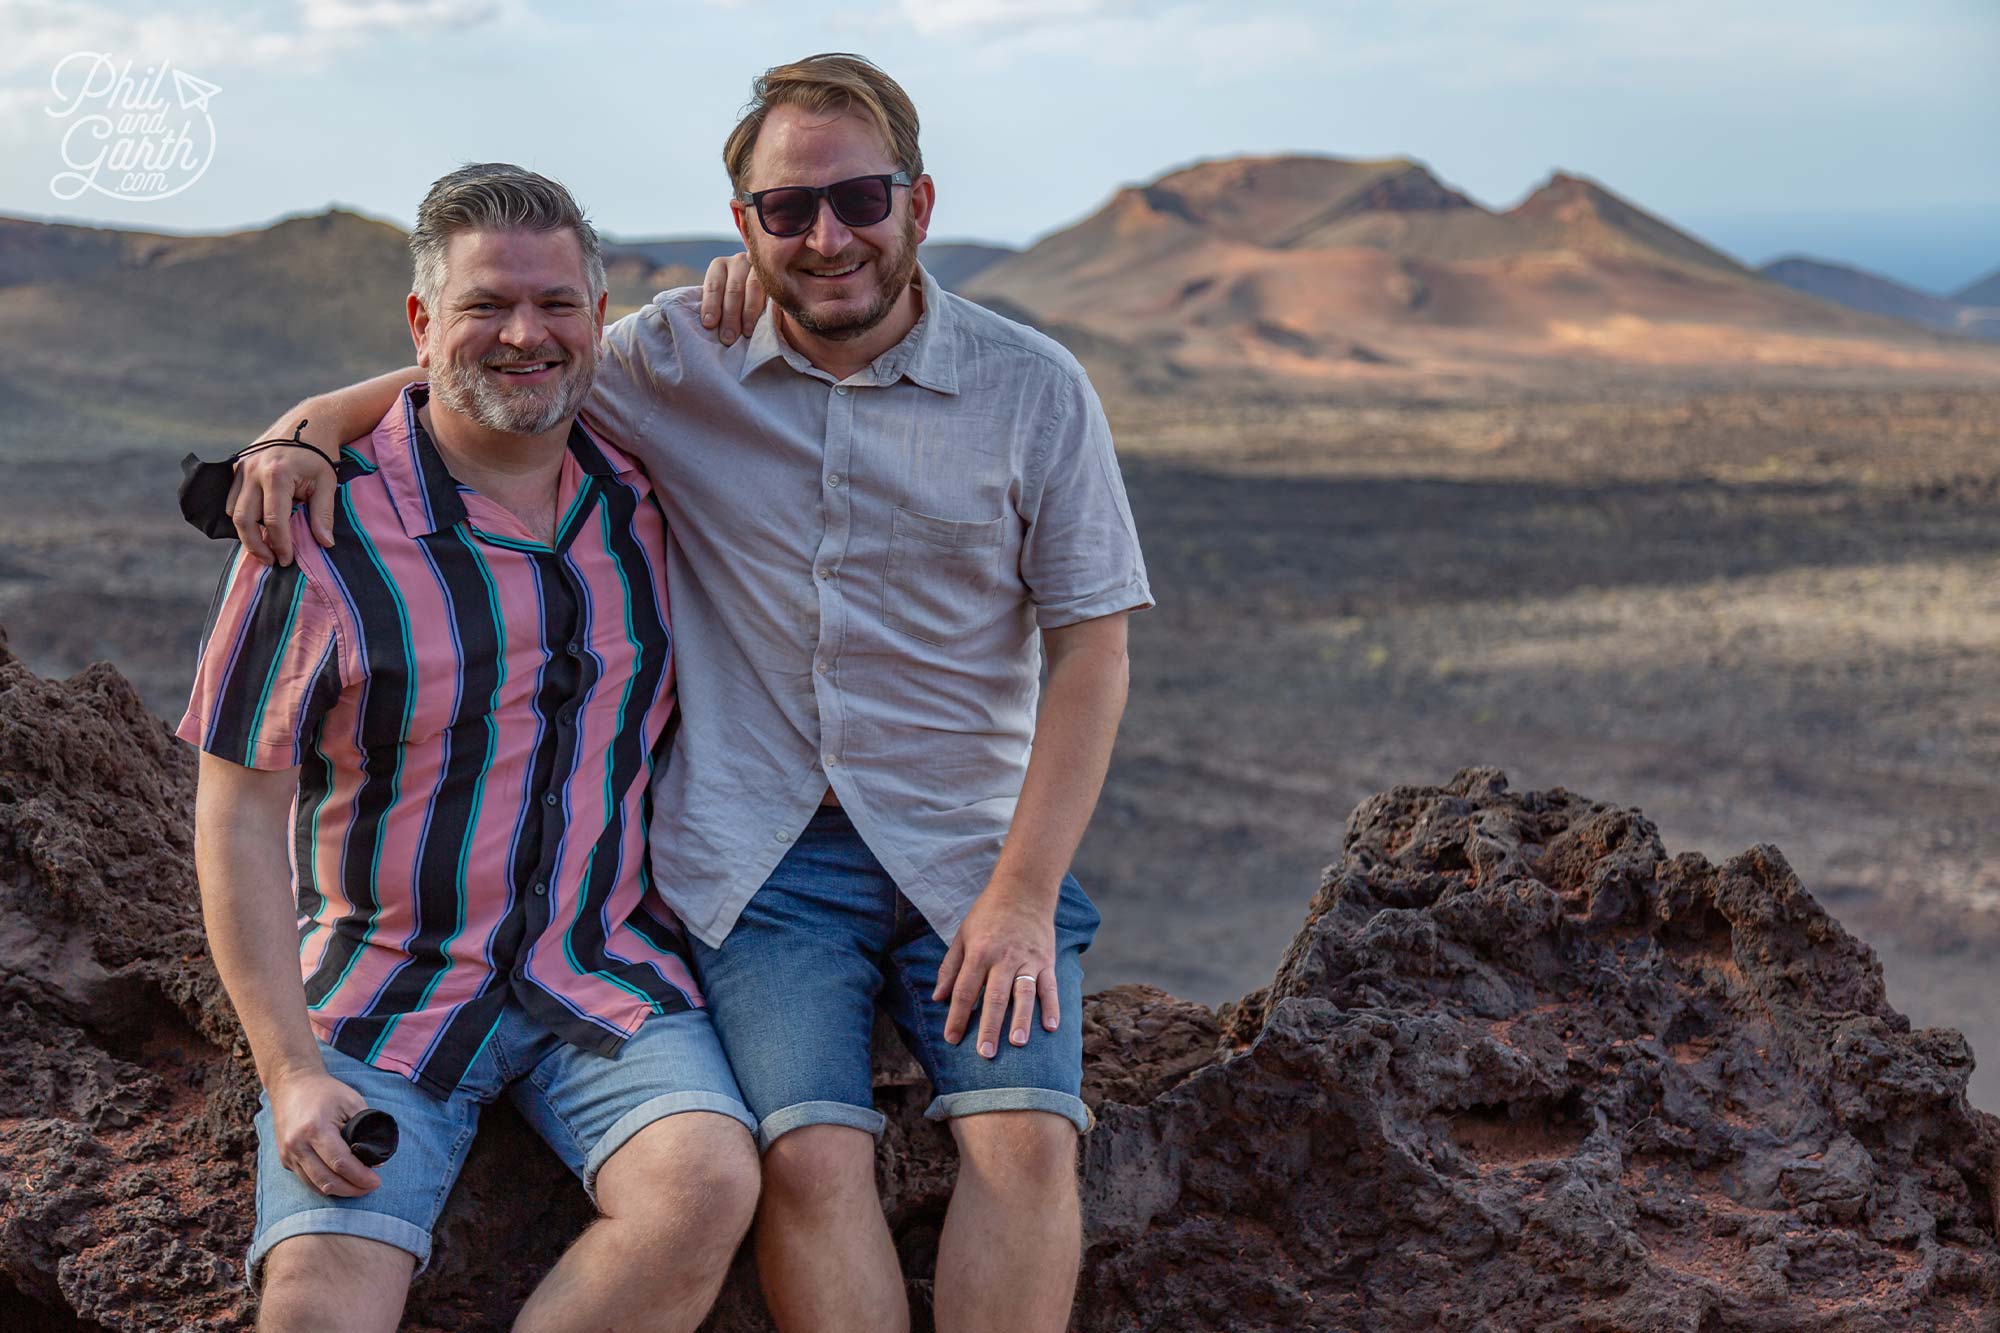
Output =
[
  {"x1": 888, "y1": 266, "x2": 960, "y2": 395},
  {"x1": 378, "y1": 382, "x2": 627, "y2": 540},
  {"x1": 737, "y1": 263, "x2": 960, "y2": 396}
]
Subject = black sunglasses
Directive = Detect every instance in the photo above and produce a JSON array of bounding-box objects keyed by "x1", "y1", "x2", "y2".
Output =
[{"x1": 736, "y1": 171, "x2": 914, "y2": 238}]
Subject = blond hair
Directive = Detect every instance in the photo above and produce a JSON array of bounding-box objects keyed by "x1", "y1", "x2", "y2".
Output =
[{"x1": 723, "y1": 53, "x2": 922, "y2": 192}]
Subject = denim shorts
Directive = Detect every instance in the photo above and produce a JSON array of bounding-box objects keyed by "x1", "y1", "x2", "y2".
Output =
[
  {"x1": 248, "y1": 1000, "x2": 754, "y2": 1280},
  {"x1": 689, "y1": 807, "x2": 1101, "y2": 1150}
]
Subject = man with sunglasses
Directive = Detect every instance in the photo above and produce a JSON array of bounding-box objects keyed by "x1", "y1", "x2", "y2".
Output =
[{"x1": 202, "y1": 52, "x2": 1151, "y2": 1332}]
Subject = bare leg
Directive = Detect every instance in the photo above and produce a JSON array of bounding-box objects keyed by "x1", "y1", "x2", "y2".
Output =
[
  {"x1": 755, "y1": 1124, "x2": 909, "y2": 1332},
  {"x1": 933, "y1": 1111, "x2": 1081, "y2": 1333},
  {"x1": 514, "y1": 1111, "x2": 760, "y2": 1333},
  {"x1": 258, "y1": 1234, "x2": 414, "y2": 1333}
]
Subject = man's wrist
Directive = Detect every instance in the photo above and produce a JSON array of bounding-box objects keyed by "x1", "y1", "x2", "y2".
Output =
[
  {"x1": 981, "y1": 867, "x2": 1062, "y2": 911},
  {"x1": 261, "y1": 1049, "x2": 328, "y2": 1091}
]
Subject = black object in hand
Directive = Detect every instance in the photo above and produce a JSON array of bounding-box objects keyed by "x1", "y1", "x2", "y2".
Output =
[
  {"x1": 342, "y1": 1109, "x2": 399, "y2": 1167},
  {"x1": 179, "y1": 453, "x2": 240, "y2": 540},
  {"x1": 178, "y1": 419, "x2": 338, "y2": 541}
]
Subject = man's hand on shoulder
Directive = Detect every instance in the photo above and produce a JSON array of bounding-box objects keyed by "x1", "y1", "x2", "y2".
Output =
[
  {"x1": 231, "y1": 432, "x2": 339, "y2": 567},
  {"x1": 934, "y1": 877, "x2": 1061, "y2": 1059},
  {"x1": 698, "y1": 252, "x2": 766, "y2": 345},
  {"x1": 266, "y1": 1063, "x2": 382, "y2": 1197},
  {"x1": 211, "y1": 370, "x2": 423, "y2": 564}
]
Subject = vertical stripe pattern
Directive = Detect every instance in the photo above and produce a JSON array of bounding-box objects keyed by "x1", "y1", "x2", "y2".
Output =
[{"x1": 177, "y1": 384, "x2": 694, "y2": 1098}]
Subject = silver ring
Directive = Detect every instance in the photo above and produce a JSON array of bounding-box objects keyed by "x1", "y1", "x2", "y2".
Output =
[{"x1": 1014, "y1": 974, "x2": 1037, "y2": 985}]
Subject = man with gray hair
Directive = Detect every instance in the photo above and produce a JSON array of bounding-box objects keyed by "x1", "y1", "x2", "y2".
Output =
[{"x1": 180, "y1": 163, "x2": 760, "y2": 1332}]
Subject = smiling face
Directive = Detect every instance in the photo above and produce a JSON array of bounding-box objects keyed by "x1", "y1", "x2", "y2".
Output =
[
  {"x1": 732, "y1": 104, "x2": 934, "y2": 344},
  {"x1": 409, "y1": 227, "x2": 604, "y2": 436}
]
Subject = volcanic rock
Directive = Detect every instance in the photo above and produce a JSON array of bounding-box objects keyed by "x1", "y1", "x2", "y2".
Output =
[{"x1": 2, "y1": 638, "x2": 1996, "y2": 1329}]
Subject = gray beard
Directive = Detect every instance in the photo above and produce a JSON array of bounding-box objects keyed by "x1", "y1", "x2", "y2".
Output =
[{"x1": 430, "y1": 351, "x2": 592, "y2": 436}]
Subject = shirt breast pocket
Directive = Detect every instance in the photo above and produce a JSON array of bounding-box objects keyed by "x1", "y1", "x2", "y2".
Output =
[{"x1": 885, "y1": 506, "x2": 1007, "y2": 646}]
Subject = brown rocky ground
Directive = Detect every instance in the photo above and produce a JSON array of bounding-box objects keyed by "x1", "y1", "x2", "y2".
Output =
[
  {"x1": 5, "y1": 641, "x2": 1999, "y2": 1329},
  {"x1": 3, "y1": 385, "x2": 1997, "y2": 1120}
]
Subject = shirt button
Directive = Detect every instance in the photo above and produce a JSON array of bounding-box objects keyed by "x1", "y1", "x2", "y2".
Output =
[
  {"x1": 566, "y1": 641, "x2": 581, "y2": 656},
  {"x1": 826, "y1": 473, "x2": 842, "y2": 487},
  {"x1": 774, "y1": 831, "x2": 791, "y2": 843},
  {"x1": 835, "y1": 385, "x2": 850, "y2": 396},
  {"x1": 815, "y1": 660, "x2": 829, "y2": 675},
  {"x1": 824, "y1": 754, "x2": 838, "y2": 768},
  {"x1": 543, "y1": 792, "x2": 558, "y2": 807},
  {"x1": 532, "y1": 881, "x2": 547, "y2": 896},
  {"x1": 817, "y1": 566, "x2": 835, "y2": 580}
]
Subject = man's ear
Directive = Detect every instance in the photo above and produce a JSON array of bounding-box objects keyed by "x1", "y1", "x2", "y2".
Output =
[
  {"x1": 594, "y1": 288, "x2": 608, "y2": 339},
  {"x1": 407, "y1": 292, "x2": 433, "y2": 368},
  {"x1": 908, "y1": 174, "x2": 936, "y2": 246},
  {"x1": 730, "y1": 198, "x2": 754, "y2": 248}
]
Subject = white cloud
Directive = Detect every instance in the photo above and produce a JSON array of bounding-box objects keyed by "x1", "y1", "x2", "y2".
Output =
[
  {"x1": 889, "y1": 0, "x2": 1147, "y2": 36},
  {"x1": 0, "y1": 0, "x2": 507, "y2": 126},
  {"x1": 868, "y1": 0, "x2": 1320, "y2": 80},
  {"x1": 0, "y1": 0, "x2": 503, "y2": 84},
  {"x1": 301, "y1": 0, "x2": 498, "y2": 33}
]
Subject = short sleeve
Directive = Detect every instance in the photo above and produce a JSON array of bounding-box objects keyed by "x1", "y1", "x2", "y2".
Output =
[
  {"x1": 583, "y1": 296, "x2": 689, "y2": 449},
  {"x1": 1018, "y1": 369, "x2": 1155, "y2": 629},
  {"x1": 176, "y1": 546, "x2": 343, "y2": 770}
]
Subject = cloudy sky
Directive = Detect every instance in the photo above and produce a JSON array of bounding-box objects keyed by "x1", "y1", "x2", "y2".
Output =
[{"x1": 4, "y1": 0, "x2": 1994, "y2": 293}]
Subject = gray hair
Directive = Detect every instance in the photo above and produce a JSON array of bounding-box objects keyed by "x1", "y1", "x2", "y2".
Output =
[{"x1": 409, "y1": 162, "x2": 606, "y2": 309}]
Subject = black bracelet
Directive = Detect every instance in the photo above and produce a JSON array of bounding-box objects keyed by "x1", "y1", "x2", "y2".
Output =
[
  {"x1": 232, "y1": 418, "x2": 336, "y2": 470},
  {"x1": 178, "y1": 418, "x2": 337, "y2": 541}
]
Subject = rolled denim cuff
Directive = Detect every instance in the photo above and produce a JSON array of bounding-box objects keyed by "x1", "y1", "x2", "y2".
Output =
[
  {"x1": 247, "y1": 1207, "x2": 432, "y2": 1285},
  {"x1": 754, "y1": 1098, "x2": 887, "y2": 1151},
  {"x1": 584, "y1": 1090, "x2": 760, "y2": 1199},
  {"x1": 923, "y1": 1087, "x2": 1093, "y2": 1135}
]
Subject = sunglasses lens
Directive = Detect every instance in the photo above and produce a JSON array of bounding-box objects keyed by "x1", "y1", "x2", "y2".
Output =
[
  {"x1": 757, "y1": 188, "x2": 817, "y2": 237},
  {"x1": 828, "y1": 177, "x2": 893, "y2": 228}
]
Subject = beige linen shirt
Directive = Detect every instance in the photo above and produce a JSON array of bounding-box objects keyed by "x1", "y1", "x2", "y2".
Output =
[{"x1": 584, "y1": 266, "x2": 1153, "y2": 947}]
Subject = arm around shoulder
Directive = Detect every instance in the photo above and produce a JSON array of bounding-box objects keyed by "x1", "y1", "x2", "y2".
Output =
[{"x1": 218, "y1": 367, "x2": 421, "y2": 566}]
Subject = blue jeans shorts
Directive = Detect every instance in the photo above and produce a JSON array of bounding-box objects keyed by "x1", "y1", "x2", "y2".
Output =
[
  {"x1": 689, "y1": 807, "x2": 1101, "y2": 1150},
  {"x1": 248, "y1": 1000, "x2": 754, "y2": 1280}
]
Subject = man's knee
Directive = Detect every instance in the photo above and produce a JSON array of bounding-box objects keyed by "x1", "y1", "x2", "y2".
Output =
[
  {"x1": 596, "y1": 1110, "x2": 761, "y2": 1239},
  {"x1": 258, "y1": 1234, "x2": 413, "y2": 1332},
  {"x1": 761, "y1": 1122, "x2": 880, "y2": 1212},
  {"x1": 950, "y1": 1110, "x2": 1079, "y2": 1191}
]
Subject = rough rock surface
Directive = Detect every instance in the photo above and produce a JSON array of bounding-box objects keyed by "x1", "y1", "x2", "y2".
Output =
[{"x1": 3, "y1": 636, "x2": 1997, "y2": 1330}]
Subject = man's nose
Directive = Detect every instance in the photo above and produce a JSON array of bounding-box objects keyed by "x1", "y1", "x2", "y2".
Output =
[
  {"x1": 500, "y1": 302, "x2": 548, "y2": 347},
  {"x1": 805, "y1": 196, "x2": 855, "y2": 257}
]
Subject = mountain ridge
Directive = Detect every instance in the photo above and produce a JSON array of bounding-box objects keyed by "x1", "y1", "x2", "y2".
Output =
[
  {"x1": 0, "y1": 209, "x2": 1019, "y2": 450},
  {"x1": 963, "y1": 154, "x2": 2000, "y2": 388},
  {"x1": 3, "y1": 150, "x2": 1997, "y2": 437}
]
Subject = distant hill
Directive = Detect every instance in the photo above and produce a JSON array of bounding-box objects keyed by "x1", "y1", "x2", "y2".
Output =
[
  {"x1": 0, "y1": 209, "x2": 416, "y2": 451},
  {"x1": 915, "y1": 241, "x2": 1015, "y2": 290},
  {"x1": 602, "y1": 235, "x2": 1016, "y2": 292},
  {"x1": 0, "y1": 215, "x2": 215, "y2": 287},
  {"x1": 5, "y1": 167, "x2": 1997, "y2": 452},
  {"x1": 600, "y1": 236, "x2": 743, "y2": 274},
  {"x1": 963, "y1": 155, "x2": 2000, "y2": 388},
  {"x1": 1955, "y1": 269, "x2": 2000, "y2": 308},
  {"x1": 0, "y1": 210, "x2": 1023, "y2": 452},
  {"x1": 1760, "y1": 256, "x2": 1998, "y2": 340}
]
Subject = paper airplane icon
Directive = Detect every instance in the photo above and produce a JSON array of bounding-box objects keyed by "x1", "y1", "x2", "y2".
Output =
[{"x1": 171, "y1": 69, "x2": 220, "y2": 112}]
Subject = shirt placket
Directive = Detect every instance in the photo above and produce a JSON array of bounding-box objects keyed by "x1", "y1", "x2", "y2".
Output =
[
  {"x1": 810, "y1": 378, "x2": 859, "y2": 798},
  {"x1": 510, "y1": 544, "x2": 589, "y2": 994}
]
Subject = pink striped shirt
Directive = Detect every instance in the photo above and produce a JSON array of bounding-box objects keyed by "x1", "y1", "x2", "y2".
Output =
[{"x1": 178, "y1": 384, "x2": 698, "y2": 1097}]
